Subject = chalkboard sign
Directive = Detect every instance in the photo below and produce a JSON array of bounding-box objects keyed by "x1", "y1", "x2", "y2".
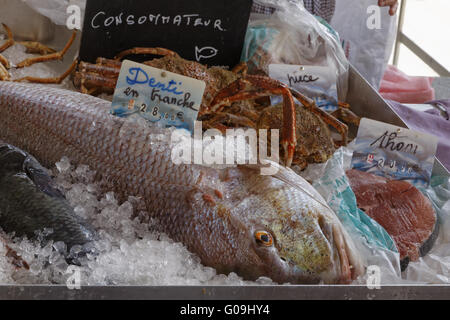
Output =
[{"x1": 79, "y1": 0, "x2": 253, "y2": 68}]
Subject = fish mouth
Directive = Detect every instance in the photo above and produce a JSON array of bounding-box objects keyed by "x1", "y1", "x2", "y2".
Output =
[
  {"x1": 331, "y1": 224, "x2": 352, "y2": 283},
  {"x1": 318, "y1": 216, "x2": 363, "y2": 284}
]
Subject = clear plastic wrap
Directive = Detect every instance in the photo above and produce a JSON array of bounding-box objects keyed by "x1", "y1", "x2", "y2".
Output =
[
  {"x1": 241, "y1": 0, "x2": 349, "y2": 101},
  {"x1": 21, "y1": 0, "x2": 86, "y2": 26},
  {"x1": 405, "y1": 177, "x2": 450, "y2": 283},
  {"x1": 330, "y1": 0, "x2": 397, "y2": 89}
]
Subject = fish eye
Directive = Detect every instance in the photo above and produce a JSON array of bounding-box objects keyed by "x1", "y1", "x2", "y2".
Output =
[{"x1": 255, "y1": 231, "x2": 273, "y2": 247}]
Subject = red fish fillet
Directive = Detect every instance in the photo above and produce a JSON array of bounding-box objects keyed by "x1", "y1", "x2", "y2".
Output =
[{"x1": 346, "y1": 169, "x2": 438, "y2": 267}]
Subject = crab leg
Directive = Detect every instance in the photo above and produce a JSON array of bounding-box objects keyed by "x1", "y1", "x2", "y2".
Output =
[
  {"x1": 15, "y1": 30, "x2": 77, "y2": 68},
  {"x1": 291, "y1": 89, "x2": 349, "y2": 146},
  {"x1": 331, "y1": 107, "x2": 361, "y2": 128},
  {"x1": 0, "y1": 52, "x2": 11, "y2": 80},
  {"x1": 74, "y1": 61, "x2": 119, "y2": 94},
  {"x1": 227, "y1": 105, "x2": 260, "y2": 123},
  {"x1": 202, "y1": 112, "x2": 257, "y2": 132},
  {"x1": 208, "y1": 79, "x2": 247, "y2": 112},
  {"x1": 231, "y1": 62, "x2": 248, "y2": 76},
  {"x1": 96, "y1": 57, "x2": 122, "y2": 68},
  {"x1": 209, "y1": 75, "x2": 297, "y2": 167},
  {"x1": 73, "y1": 71, "x2": 117, "y2": 94},
  {"x1": 18, "y1": 41, "x2": 56, "y2": 55},
  {"x1": 115, "y1": 47, "x2": 179, "y2": 61},
  {"x1": 0, "y1": 23, "x2": 14, "y2": 53},
  {"x1": 0, "y1": 23, "x2": 13, "y2": 79},
  {"x1": 334, "y1": 101, "x2": 361, "y2": 126},
  {"x1": 0, "y1": 53, "x2": 10, "y2": 69},
  {"x1": 338, "y1": 102, "x2": 351, "y2": 109},
  {"x1": 15, "y1": 59, "x2": 78, "y2": 84},
  {"x1": 79, "y1": 61, "x2": 120, "y2": 77},
  {"x1": 0, "y1": 60, "x2": 10, "y2": 80}
]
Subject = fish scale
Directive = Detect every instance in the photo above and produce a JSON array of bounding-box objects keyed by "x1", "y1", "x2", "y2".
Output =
[{"x1": 0, "y1": 81, "x2": 364, "y2": 284}]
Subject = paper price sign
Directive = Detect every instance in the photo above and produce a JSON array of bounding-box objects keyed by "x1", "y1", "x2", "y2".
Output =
[
  {"x1": 111, "y1": 60, "x2": 206, "y2": 133},
  {"x1": 268, "y1": 64, "x2": 338, "y2": 112},
  {"x1": 351, "y1": 118, "x2": 438, "y2": 188}
]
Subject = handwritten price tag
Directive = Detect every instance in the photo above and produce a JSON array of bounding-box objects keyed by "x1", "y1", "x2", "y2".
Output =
[
  {"x1": 110, "y1": 60, "x2": 206, "y2": 133},
  {"x1": 351, "y1": 118, "x2": 438, "y2": 188},
  {"x1": 268, "y1": 64, "x2": 338, "y2": 111}
]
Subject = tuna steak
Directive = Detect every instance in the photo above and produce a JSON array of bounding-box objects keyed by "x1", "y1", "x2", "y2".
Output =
[{"x1": 346, "y1": 169, "x2": 438, "y2": 270}]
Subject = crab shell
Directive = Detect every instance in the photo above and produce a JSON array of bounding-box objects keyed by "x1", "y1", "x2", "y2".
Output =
[{"x1": 257, "y1": 103, "x2": 336, "y2": 170}]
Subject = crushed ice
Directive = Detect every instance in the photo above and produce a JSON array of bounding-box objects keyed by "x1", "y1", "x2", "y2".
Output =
[{"x1": 0, "y1": 157, "x2": 275, "y2": 286}]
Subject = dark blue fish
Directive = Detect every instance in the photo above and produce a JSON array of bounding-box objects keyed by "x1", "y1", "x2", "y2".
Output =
[{"x1": 0, "y1": 143, "x2": 97, "y2": 252}]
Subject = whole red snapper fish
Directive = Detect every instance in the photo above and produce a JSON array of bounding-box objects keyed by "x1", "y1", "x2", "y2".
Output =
[{"x1": 0, "y1": 81, "x2": 364, "y2": 283}]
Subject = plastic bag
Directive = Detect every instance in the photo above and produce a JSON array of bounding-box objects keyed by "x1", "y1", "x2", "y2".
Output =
[
  {"x1": 242, "y1": 0, "x2": 349, "y2": 101},
  {"x1": 404, "y1": 176, "x2": 450, "y2": 283},
  {"x1": 380, "y1": 65, "x2": 435, "y2": 103},
  {"x1": 21, "y1": 0, "x2": 86, "y2": 26},
  {"x1": 330, "y1": 0, "x2": 397, "y2": 89}
]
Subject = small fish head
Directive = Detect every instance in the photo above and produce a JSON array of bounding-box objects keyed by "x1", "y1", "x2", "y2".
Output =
[{"x1": 0, "y1": 144, "x2": 27, "y2": 175}]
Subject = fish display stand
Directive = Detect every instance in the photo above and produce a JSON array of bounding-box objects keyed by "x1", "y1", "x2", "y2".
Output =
[
  {"x1": 0, "y1": 1, "x2": 449, "y2": 299},
  {"x1": 0, "y1": 65, "x2": 449, "y2": 300}
]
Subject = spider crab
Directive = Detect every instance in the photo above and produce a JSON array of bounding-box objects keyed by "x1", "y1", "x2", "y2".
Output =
[
  {"x1": 73, "y1": 47, "x2": 352, "y2": 169},
  {"x1": 0, "y1": 24, "x2": 78, "y2": 83}
]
